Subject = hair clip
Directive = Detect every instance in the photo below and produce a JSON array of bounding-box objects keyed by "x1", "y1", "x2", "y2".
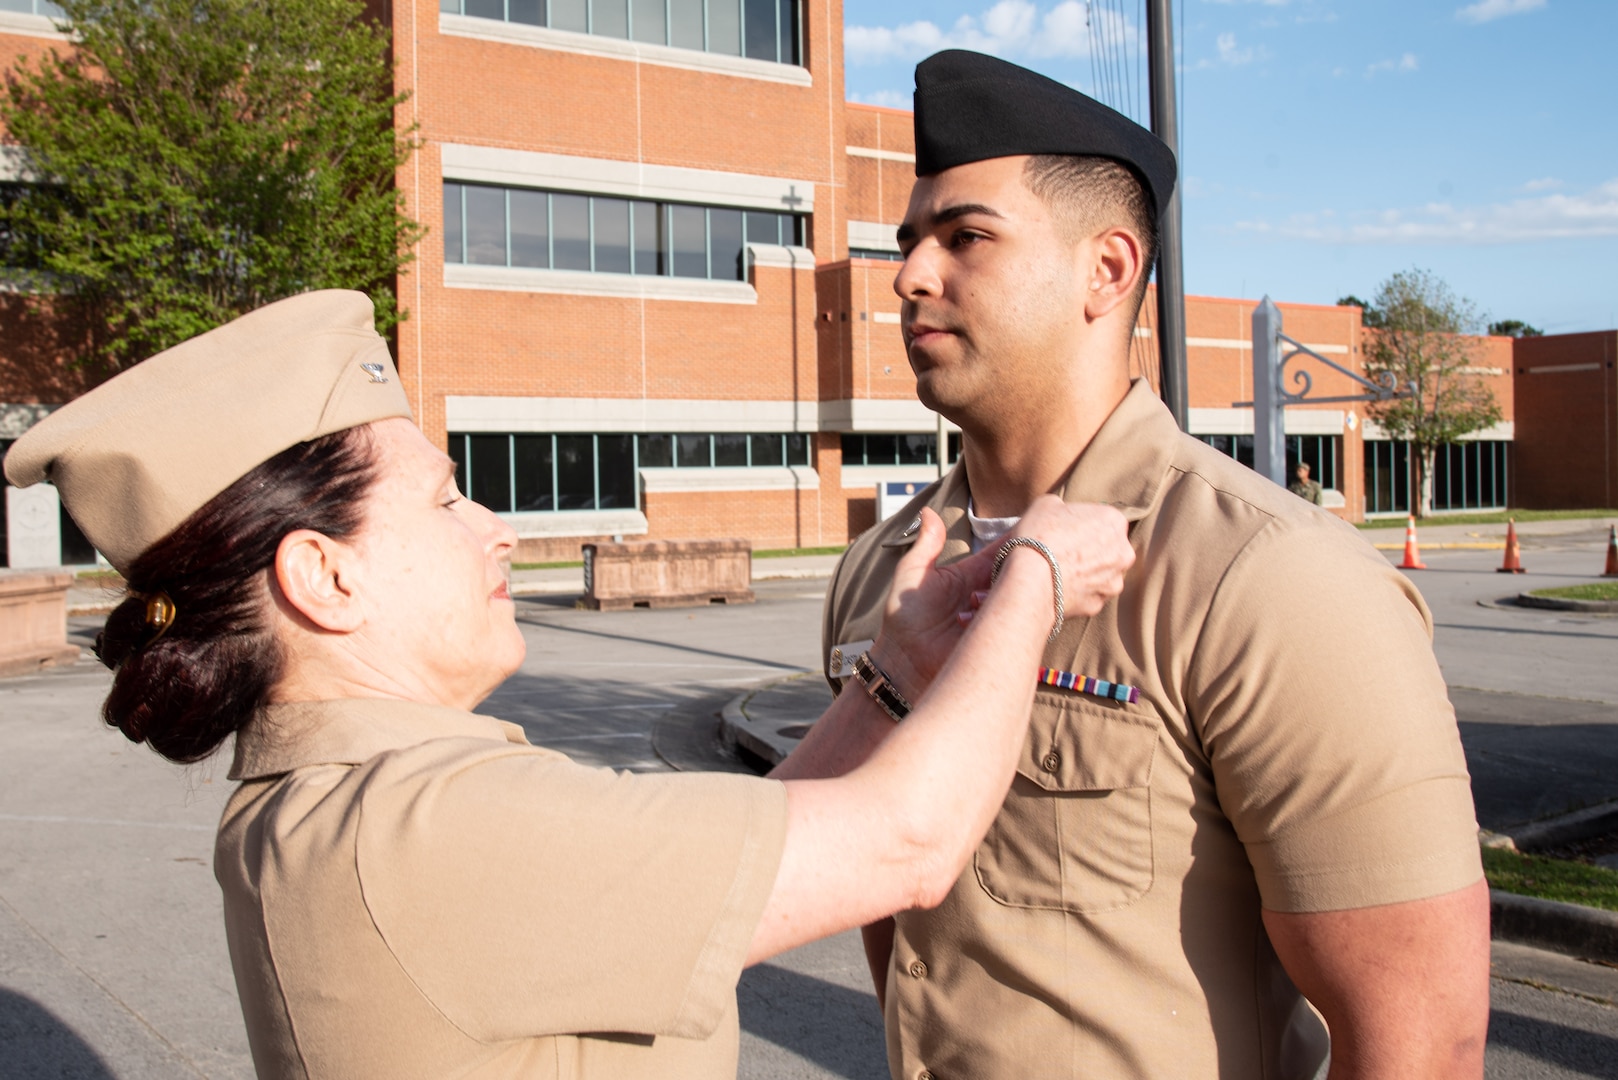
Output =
[{"x1": 142, "y1": 591, "x2": 178, "y2": 644}]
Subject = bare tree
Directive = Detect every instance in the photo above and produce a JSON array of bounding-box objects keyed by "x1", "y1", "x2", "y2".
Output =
[{"x1": 1363, "y1": 269, "x2": 1502, "y2": 517}]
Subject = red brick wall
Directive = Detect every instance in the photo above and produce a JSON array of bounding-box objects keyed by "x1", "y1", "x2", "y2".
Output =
[
  {"x1": 389, "y1": 2, "x2": 843, "y2": 438},
  {"x1": 1512, "y1": 332, "x2": 1618, "y2": 509},
  {"x1": 845, "y1": 102, "x2": 915, "y2": 227}
]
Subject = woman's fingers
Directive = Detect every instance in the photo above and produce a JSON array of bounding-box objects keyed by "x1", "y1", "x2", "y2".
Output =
[
  {"x1": 889, "y1": 507, "x2": 946, "y2": 593},
  {"x1": 1011, "y1": 497, "x2": 1135, "y2": 618}
]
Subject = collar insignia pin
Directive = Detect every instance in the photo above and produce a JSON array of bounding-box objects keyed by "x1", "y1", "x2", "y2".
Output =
[{"x1": 360, "y1": 362, "x2": 389, "y2": 384}]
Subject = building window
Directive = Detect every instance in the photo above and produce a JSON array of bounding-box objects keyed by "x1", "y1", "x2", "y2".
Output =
[
  {"x1": 441, "y1": 0, "x2": 801, "y2": 65},
  {"x1": 1363, "y1": 439, "x2": 1510, "y2": 515},
  {"x1": 841, "y1": 432, "x2": 958, "y2": 467},
  {"x1": 1364, "y1": 439, "x2": 1410, "y2": 515},
  {"x1": 3, "y1": 1, "x2": 65, "y2": 14},
  {"x1": 449, "y1": 431, "x2": 812, "y2": 512},
  {"x1": 849, "y1": 248, "x2": 903, "y2": 262},
  {"x1": 1197, "y1": 434, "x2": 1340, "y2": 492},
  {"x1": 444, "y1": 182, "x2": 803, "y2": 282},
  {"x1": 1432, "y1": 440, "x2": 1509, "y2": 511}
]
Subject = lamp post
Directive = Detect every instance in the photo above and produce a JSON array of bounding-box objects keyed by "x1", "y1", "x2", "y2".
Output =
[{"x1": 1147, "y1": 0, "x2": 1187, "y2": 431}]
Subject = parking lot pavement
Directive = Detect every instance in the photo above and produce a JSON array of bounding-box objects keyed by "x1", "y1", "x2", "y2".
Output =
[
  {"x1": 3, "y1": 539, "x2": 1616, "y2": 1078},
  {"x1": 1393, "y1": 542, "x2": 1618, "y2": 708}
]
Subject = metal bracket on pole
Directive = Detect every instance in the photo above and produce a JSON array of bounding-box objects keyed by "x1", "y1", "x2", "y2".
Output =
[{"x1": 1240, "y1": 296, "x2": 1412, "y2": 486}]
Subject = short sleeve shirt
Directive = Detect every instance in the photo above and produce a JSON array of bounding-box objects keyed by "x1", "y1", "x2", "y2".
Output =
[
  {"x1": 822, "y1": 380, "x2": 1481, "y2": 1080},
  {"x1": 215, "y1": 697, "x2": 787, "y2": 1080}
]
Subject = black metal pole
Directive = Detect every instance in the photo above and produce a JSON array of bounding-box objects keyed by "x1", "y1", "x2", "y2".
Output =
[{"x1": 1147, "y1": 0, "x2": 1188, "y2": 431}]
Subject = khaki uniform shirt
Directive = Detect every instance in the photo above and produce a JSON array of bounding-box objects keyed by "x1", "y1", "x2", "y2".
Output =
[
  {"x1": 215, "y1": 697, "x2": 786, "y2": 1080},
  {"x1": 823, "y1": 381, "x2": 1481, "y2": 1080}
]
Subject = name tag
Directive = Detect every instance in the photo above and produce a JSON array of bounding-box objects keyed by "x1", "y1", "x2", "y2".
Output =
[{"x1": 828, "y1": 639, "x2": 875, "y2": 679}]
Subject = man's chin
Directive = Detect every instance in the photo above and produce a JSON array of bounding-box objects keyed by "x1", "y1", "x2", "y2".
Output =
[{"x1": 914, "y1": 372, "x2": 974, "y2": 421}]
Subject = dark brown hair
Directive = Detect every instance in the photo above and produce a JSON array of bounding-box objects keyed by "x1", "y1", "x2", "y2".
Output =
[
  {"x1": 98, "y1": 427, "x2": 377, "y2": 763},
  {"x1": 1023, "y1": 154, "x2": 1158, "y2": 315}
]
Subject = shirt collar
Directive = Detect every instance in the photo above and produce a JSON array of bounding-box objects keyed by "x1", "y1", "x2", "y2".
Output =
[
  {"x1": 228, "y1": 697, "x2": 530, "y2": 781},
  {"x1": 1058, "y1": 378, "x2": 1180, "y2": 521}
]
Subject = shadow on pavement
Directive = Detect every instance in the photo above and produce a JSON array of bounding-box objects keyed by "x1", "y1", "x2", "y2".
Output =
[
  {"x1": 738, "y1": 964, "x2": 887, "y2": 1080},
  {"x1": 1488, "y1": 1007, "x2": 1618, "y2": 1078},
  {"x1": 1451, "y1": 689, "x2": 1618, "y2": 832},
  {"x1": 0, "y1": 987, "x2": 117, "y2": 1080}
]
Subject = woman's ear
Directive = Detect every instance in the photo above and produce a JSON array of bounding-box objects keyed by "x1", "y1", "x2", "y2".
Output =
[{"x1": 274, "y1": 529, "x2": 365, "y2": 633}]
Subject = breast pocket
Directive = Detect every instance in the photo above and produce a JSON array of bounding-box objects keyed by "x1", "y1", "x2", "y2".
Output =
[{"x1": 974, "y1": 692, "x2": 1159, "y2": 914}]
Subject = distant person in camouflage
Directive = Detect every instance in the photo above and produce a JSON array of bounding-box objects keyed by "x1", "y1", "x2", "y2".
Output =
[{"x1": 1289, "y1": 462, "x2": 1323, "y2": 505}]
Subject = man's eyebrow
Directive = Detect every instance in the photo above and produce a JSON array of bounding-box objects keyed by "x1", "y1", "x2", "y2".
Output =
[{"x1": 896, "y1": 202, "x2": 1007, "y2": 244}]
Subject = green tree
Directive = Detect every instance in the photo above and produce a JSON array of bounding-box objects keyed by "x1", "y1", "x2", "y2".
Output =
[
  {"x1": 1363, "y1": 269, "x2": 1502, "y2": 518},
  {"x1": 1487, "y1": 319, "x2": 1543, "y2": 338},
  {"x1": 1337, "y1": 294, "x2": 1384, "y2": 328},
  {"x1": 0, "y1": 0, "x2": 423, "y2": 371}
]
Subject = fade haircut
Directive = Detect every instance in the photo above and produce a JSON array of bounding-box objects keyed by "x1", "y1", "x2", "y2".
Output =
[{"x1": 1022, "y1": 155, "x2": 1158, "y2": 314}]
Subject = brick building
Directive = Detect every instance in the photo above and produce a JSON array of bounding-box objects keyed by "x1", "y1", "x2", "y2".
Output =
[
  {"x1": 1511, "y1": 332, "x2": 1618, "y2": 510},
  {"x1": 0, "y1": 1, "x2": 1553, "y2": 567}
]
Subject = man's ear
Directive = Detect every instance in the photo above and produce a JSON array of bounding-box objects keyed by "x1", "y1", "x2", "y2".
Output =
[
  {"x1": 1083, "y1": 225, "x2": 1146, "y2": 321},
  {"x1": 274, "y1": 529, "x2": 364, "y2": 633}
]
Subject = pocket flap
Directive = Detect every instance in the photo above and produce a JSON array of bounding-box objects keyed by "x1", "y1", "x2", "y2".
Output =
[{"x1": 1018, "y1": 692, "x2": 1158, "y2": 792}]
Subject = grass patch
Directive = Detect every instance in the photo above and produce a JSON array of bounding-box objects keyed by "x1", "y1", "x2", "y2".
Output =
[
  {"x1": 1529, "y1": 582, "x2": 1618, "y2": 602},
  {"x1": 74, "y1": 569, "x2": 123, "y2": 584},
  {"x1": 1359, "y1": 509, "x2": 1618, "y2": 529},
  {"x1": 1482, "y1": 846, "x2": 1618, "y2": 913},
  {"x1": 753, "y1": 545, "x2": 848, "y2": 559},
  {"x1": 512, "y1": 560, "x2": 584, "y2": 570}
]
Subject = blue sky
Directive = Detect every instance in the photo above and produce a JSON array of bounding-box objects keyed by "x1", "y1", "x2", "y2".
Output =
[{"x1": 841, "y1": 0, "x2": 1617, "y2": 333}]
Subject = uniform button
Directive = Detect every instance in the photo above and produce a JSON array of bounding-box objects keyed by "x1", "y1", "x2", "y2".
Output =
[
  {"x1": 1041, "y1": 750, "x2": 1061, "y2": 772},
  {"x1": 908, "y1": 959, "x2": 928, "y2": 979}
]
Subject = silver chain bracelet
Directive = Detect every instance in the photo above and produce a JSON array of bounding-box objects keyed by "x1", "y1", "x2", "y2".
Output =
[{"x1": 990, "y1": 536, "x2": 1065, "y2": 642}]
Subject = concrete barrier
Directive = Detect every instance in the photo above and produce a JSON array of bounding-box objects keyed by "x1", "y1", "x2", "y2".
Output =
[
  {"x1": 0, "y1": 571, "x2": 81, "y2": 677},
  {"x1": 1491, "y1": 888, "x2": 1618, "y2": 964},
  {"x1": 579, "y1": 539, "x2": 754, "y2": 611}
]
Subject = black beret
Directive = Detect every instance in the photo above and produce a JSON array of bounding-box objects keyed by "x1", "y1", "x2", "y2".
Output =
[{"x1": 913, "y1": 49, "x2": 1177, "y2": 221}]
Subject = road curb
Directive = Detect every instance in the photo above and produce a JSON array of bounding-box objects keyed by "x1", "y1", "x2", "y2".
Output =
[
  {"x1": 1371, "y1": 541, "x2": 1504, "y2": 551},
  {"x1": 719, "y1": 685, "x2": 797, "y2": 768},
  {"x1": 1506, "y1": 799, "x2": 1618, "y2": 851},
  {"x1": 1515, "y1": 592, "x2": 1618, "y2": 614},
  {"x1": 1491, "y1": 888, "x2": 1618, "y2": 964}
]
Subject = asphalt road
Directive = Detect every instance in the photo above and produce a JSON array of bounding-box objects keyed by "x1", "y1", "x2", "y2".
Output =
[{"x1": 2, "y1": 530, "x2": 1616, "y2": 1077}]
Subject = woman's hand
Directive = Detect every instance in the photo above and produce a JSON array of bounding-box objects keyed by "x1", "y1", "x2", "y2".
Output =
[
  {"x1": 867, "y1": 498, "x2": 1135, "y2": 700},
  {"x1": 868, "y1": 509, "x2": 995, "y2": 700},
  {"x1": 1003, "y1": 495, "x2": 1134, "y2": 620}
]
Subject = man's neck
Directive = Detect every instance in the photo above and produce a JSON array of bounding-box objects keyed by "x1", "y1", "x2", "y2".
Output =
[{"x1": 958, "y1": 370, "x2": 1131, "y2": 519}]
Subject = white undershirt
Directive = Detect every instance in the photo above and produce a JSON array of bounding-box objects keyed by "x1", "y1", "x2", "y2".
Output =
[{"x1": 966, "y1": 501, "x2": 1020, "y2": 555}]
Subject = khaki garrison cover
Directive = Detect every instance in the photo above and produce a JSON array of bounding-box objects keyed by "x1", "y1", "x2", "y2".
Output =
[
  {"x1": 216, "y1": 698, "x2": 787, "y2": 1080},
  {"x1": 823, "y1": 380, "x2": 1482, "y2": 1079},
  {"x1": 2, "y1": 290, "x2": 412, "y2": 572}
]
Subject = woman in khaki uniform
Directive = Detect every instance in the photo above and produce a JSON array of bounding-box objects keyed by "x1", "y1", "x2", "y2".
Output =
[{"x1": 4, "y1": 290, "x2": 1134, "y2": 1079}]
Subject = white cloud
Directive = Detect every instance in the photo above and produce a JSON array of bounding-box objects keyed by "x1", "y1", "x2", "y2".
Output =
[
  {"x1": 1234, "y1": 179, "x2": 1618, "y2": 245},
  {"x1": 1216, "y1": 32, "x2": 1257, "y2": 65},
  {"x1": 844, "y1": 1, "x2": 1127, "y2": 65},
  {"x1": 1521, "y1": 177, "x2": 1562, "y2": 192},
  {"x1": 1456, "y1": 0, "x2": 1546, "y2": 25},
  {"x1": 1366, "y1": 52, "x2": 1418, "y2": 76}
]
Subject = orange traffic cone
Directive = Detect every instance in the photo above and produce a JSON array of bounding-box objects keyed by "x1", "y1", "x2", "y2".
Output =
[
  {"x1": 1603, "y1": 524, "x2": 1617, "y2": 577},
  {"x1": 1400, "y1": 515, "x2": 1427, "y2": 570},
  {"x1": 1497, "y1": 518, "x2": 1526, "y2": 574}
]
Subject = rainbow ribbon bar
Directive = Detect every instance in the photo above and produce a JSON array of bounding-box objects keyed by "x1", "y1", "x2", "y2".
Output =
[{"x1": 1038, "y1": 667, "x2": 1140, "y2": 704}]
